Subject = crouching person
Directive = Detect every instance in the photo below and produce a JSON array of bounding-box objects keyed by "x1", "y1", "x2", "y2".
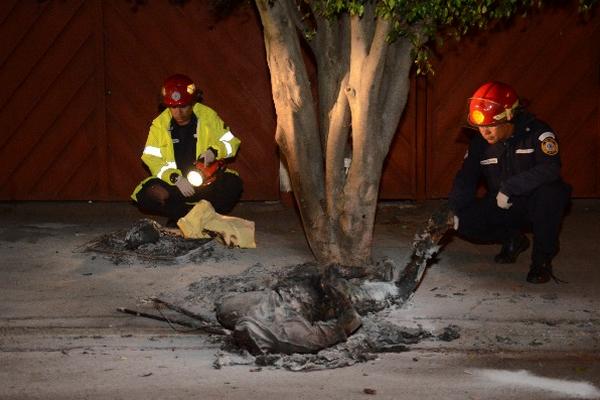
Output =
[
  {"x1": 131, "y1": 74, "x2": 243, "y2": 226},
  {"x1": 448, "y1": 81, "x2": 571, "y2": 284}
]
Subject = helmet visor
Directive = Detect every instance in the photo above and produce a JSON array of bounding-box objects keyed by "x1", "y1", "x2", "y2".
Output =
[{"x1": 467, "y1": 98, "x2": 509, "y2": 127}]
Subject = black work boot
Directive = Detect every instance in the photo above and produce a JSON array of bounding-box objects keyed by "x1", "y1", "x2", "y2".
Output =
[
  {"x1": 494, "y1": 232, "x2": 530, "y2": 264},
  {"x1": 526, "y1": 261, "x2": 553, "y2": 284}
]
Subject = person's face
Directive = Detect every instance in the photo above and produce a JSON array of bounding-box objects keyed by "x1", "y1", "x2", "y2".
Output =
[
  {"x1": 478, "y1": 122, "x2": 514, "y2": 144},
  {"x1": 169, "y1": 104, "x2": 194, "y2": 126}
]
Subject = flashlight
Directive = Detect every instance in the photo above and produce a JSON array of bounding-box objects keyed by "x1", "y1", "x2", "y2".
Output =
[{"x1": 186, "y1": 160, "x2": 224, "y2": 187}]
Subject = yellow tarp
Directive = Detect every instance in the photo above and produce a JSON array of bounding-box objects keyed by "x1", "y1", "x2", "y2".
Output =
[{"x1": 177, "y1": 200, "x2": 256, "y2": 248}]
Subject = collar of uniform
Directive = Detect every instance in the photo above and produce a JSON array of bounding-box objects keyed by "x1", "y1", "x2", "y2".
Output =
[
  {"x1": 510, "y1": 111, "x2": 537, "y2": 139},
  {"x1": 169, "y1": 113, "x2": 198, "y2": 133}
]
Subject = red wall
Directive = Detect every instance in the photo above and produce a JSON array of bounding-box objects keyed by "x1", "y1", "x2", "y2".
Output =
[{"x1": 1, "y1": 1, "x2": 598, "y2": 200}]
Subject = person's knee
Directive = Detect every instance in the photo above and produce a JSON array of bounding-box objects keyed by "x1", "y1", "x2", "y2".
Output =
[
  {"x1": 137, "y1": 183, "x2": 171, "y2": 208},
  {"x1": 533, "y1": 181, "x2": 571, "y2": 209},
  {"x1": 453, "y1": 199, "x2": 509, "y2": 243},
  {"x1": 218, "y1": 173, "x2": 244, "y2": 210},
  {"x1": 221, "y1": 172, "x2": 244, "y2": 203},
  {"x1": 223, "y1": 172, "x2": 243, "y2": 196},
  {"x1": 147, "y1": 184, "x2": 170, "y2": 204},
  {"x1": 453, "y1": 209, "x2": 480, "y2": 240},
  {"x1": 536, "y1": 180, "x2": 567, "y2": 196}
]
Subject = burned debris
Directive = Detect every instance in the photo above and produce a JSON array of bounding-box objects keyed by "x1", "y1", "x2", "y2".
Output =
[
  {"x1": 78, "y1": 218, "x2": 217, "y2": 264},
  {"x1": 214, "y1": 265, "x2": 363, "y2": 355},
  {"x1": 84, "y1": 205, "x2": 458, "y2": 370},
  {"x1": 110, "y1": 205, "x2": 458, "y2": 370}
]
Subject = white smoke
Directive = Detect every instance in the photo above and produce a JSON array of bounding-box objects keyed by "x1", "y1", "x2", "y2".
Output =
[{"x1": 469, "y1": 369, "x2": 600, "y2": 399}]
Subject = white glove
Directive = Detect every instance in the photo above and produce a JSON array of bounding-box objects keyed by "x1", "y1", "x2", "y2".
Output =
[
  {"x1": 453, "y1": 215, "x2": 459, "y2": 230},
  {"x1": 496, "y1": 191, "x2": 512, "y2": 209},
  {"x1": 174, "y1": 175, "x2": 195, "y2": 197},
  {"x1": 199, "y1": 149, "x2": 216, "y2": 166}
]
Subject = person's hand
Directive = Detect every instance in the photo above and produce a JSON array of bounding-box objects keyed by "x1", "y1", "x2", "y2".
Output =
[
  {"x1": 199, "y1": 149, "x2": 216, "y2": 166},
  {"x1": 174, "y1": 175, "x2": 195, "y2": 197},
  {"x1": 496, "y1": 191, "x2": 512, "y2": 209},
  {"x1": 453, "y1": 215, "x2": 459, "y2": 230}
]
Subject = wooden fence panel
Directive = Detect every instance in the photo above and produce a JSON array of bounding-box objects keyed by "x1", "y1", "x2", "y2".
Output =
[
  {"x1": 0, "y1": 0, "x2": 278, "y2": 201},
  {"x1": 426, "y1": 5, "x2": 599, "y2": 198},
  {"x1": 1, "y1": 1, "x2": 597, "y2": 201},
  {"x1": 102, "y1": 1, "x2": 278, "y2": 200},
  {"x1": 0, "y1": 0, "x2": 102, "y2": 200},
  {"x1": 379, "y1": 75, "x2": 419, "y2": 199}
]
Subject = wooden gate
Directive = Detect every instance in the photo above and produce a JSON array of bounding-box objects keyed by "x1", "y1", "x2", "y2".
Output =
[
  {"x1": 1, "y1": 1, "x2": 598, "y2": 200},
  {"x1": 425, "y1": 4, "x2": 600, "y2": 198},
  {"x1": 0, "y1": 1, "x2": 104, "y2": 200},
  {"x1": 0, "y1": 0, "x2": 278, "y2": 201}
]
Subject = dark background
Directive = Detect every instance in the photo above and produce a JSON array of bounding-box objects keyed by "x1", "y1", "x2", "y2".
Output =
[{"x1": 0, "y1": 0, "x2": 597, "y2": 200}]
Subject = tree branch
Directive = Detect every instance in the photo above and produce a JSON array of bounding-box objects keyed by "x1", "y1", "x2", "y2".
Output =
[
  {"x1": 324, "y1": 73, "x2": 351, "y2": 218},
  {"x1": 286, "y1": 0, "x2": 316, "y2": 53},
  {"x1": 256, "y1": 0, "x2": 329, "y2": 258},
  {"x1": 378, "y1": 37, "x2": 413, "y2": 153},
  {"x1": 363, "y1": 18, "x2": 392, "y2": 104},
  {"x1": 309, "y1": 12, "x2": 352, "y2": 220},
  {"x1": 348, "y1": 13, "x2": 392, "y2": 166}
]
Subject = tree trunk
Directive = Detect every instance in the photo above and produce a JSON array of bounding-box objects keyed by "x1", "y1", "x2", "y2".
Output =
[{"x1": 255, "y1": 0, "x2": 413, "y2": 267}]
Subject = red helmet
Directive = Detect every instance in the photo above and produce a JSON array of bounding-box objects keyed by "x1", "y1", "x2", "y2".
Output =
[
  {"x1": 467, "y1": 81, "x2": 519, "y2": 127},
  {"x1": 161, "y1": 74, "x2": 197, "y2": 107}
]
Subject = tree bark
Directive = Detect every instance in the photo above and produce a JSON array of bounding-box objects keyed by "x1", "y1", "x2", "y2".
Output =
[
  {"x1": 256, "y1": 0, "x2": 329, "y2": 261},
  {"x1": 256, "y1": 0, "x2": 413, "y2": 267}
]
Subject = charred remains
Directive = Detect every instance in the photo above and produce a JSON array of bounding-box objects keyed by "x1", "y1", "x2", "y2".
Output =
[
  {"x1": 98, "y1": 207, "x2": 457, "y2": 370},
  {"x1": 79, "y1": 218, "x2": 216, "y2": 264}
]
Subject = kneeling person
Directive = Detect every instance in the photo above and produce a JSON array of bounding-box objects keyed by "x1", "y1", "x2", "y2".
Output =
[{"x1": 131, "y1": 74, "x2": 243, "y2": 226}]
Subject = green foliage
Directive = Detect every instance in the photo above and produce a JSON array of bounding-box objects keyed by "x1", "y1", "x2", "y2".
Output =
[
  {"x1": 316, "y1": 0, "x2": 368, "y2": 16},
  {"x1": 578, "y1": 0, "x2": 599, "y2": 10},
  {"x1": 388, "y1": 0, "x2": 552, "y2": 73},
  {"x1": 315, "y1": 0, "x2": 548, "y2": 73},
  {"x1": 303, "y1": 0, "x2": 597, "y2": 73},
  {"x1": 211, "y1": 0, "x2": 596, "y2": 73}
]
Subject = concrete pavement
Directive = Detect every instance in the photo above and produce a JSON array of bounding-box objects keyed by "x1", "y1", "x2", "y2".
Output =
[{"x1": 0, "y1": 199, "x2": 599, "y2": 399}]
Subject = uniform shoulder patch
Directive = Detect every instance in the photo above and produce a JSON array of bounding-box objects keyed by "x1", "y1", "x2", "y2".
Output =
[
  {"x1": 538, "y1": 131, "x2": 556, "y2": 141},
  {"x1": 541, "y1": 137, "x2": 559, "y2": 156}
]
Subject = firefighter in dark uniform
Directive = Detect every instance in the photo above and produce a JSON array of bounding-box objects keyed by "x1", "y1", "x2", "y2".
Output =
[{"x1": 448, "y1": 81, "x2": 571, "y2": 284}]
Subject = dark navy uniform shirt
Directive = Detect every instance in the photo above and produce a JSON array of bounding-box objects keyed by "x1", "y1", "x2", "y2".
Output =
[
  {"x1": 449, "y1": 111, "x2": 562, "y2": 212},
  {"x1": 170, "y1": 114, "x2": 198, "y2": 177}
]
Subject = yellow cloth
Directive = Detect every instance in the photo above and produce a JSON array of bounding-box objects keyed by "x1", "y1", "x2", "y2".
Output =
[{"x1": 177, "y1": 200, "x2": 256, "y2": 248}]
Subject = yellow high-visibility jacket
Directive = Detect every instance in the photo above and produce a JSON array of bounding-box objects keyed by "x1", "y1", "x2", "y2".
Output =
[{"x1": 131, "y1": 103, "x2": 240, "y2": 200}]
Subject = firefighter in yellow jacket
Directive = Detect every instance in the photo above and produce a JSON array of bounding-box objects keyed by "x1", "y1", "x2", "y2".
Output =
[{"x1": 132, "y1": 74, "x2": 242, "y2": 226}]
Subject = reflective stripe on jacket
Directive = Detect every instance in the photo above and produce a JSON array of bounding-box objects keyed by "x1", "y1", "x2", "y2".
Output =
[{"x1": 131, "y1": 103, "x2": 240, "y2": 200}]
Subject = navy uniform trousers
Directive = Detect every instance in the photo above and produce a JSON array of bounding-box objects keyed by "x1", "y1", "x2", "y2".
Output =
[{"x1": 455, "y1": 180, "x2": 571, "y2": 264}]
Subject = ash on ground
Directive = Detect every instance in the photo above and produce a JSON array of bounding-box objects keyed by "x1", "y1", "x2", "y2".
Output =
[
  {"x1": 155, "y1": 262, "x2": 461, "y2": 372},
  {"x1": 122, "y1": 206, "x2": 458, "y2": 371},
  {"x1": 78, "y1": 218, "x2": 230, "y2": 265},
  {"x1": 214, "y1": 316, "x2": 460, "y2": 372}
]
